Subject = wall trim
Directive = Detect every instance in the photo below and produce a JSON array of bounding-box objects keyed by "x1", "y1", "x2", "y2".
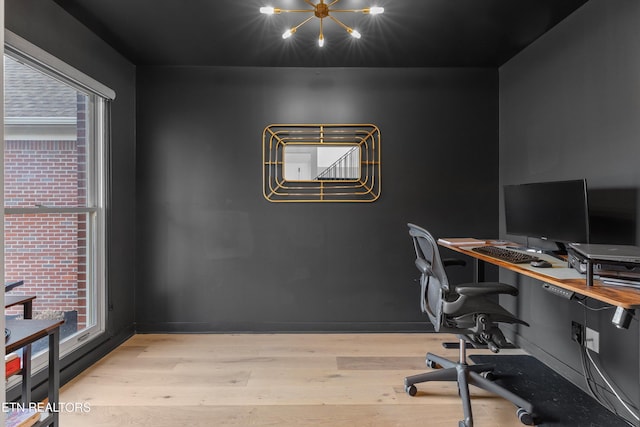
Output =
[{"x1": 135, "y1": 321, "x2": 434, "y2": 334}]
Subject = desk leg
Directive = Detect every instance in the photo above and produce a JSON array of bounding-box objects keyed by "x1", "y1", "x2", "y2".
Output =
[
  {"x1": 18, "y1": 301, "x2": 34, "y2": 406},
  {"x1": 48, "y1": 329, "x2": 60, "y2": 426},
  {"x1": 23, "y1": 300, "x2": 33, "y2": 320},
  {"x1": 21, "y1": 344, "x2": 32, "y2": 405},
  {"x1": 474, "y1": 259, "x2": 485, "y2": 283}
]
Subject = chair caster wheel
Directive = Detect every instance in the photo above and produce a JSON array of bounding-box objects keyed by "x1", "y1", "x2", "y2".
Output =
[
  {"x1": 481, "y1": 371, "x2": 496, "y2": 381},
  {"x1": 516, "y1": 408, "x2": 534, "y2": 425},
  {"x1": 405, "y1": 384, "x2": 417, "y2": 396}
]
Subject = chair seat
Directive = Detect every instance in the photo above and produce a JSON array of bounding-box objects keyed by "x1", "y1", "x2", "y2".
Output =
[
  {"x1": 452, "y1": 293, "x2": 528, "y2": 322},
  {"x1": 454, "y1": 281, "x2": 519, "y2": 297}
]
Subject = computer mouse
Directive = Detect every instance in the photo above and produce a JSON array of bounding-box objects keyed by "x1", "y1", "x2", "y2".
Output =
[{"x1": 531, "y1": 260, "x2": 552, "y2": 268}]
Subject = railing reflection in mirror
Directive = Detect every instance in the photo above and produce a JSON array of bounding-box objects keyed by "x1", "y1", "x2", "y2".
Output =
[
  {"x1": 263, "y1": 124, "x2": 381, "y2": 202},
  {"x1": 315, "y1": 146, "x2": 359, "y2": 180}
]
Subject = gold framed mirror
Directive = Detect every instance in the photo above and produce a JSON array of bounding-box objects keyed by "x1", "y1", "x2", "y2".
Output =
[{"x1": 263, "y1": 124, "x2": 381, "y2": 202}]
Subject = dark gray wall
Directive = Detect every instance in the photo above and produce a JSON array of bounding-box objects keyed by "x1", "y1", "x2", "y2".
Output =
[
  {"x1": 136, "y1": 66, "x2": 499, "y2": 332},
  {"x1": 5, "y1": 0, "x2": 137, "y2": 389},
  {"x1": 499, "y1": 0, "x2": 640, "y2": 420}
]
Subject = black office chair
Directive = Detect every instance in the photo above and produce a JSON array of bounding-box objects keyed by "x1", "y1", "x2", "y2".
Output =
[{"x1": 404, "y1": 223, "x2": 535, "y2": 427}]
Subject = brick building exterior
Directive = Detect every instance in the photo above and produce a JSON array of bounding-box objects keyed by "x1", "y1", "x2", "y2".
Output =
[{"x1": 4, "y1": 56, "x2": 87, "y2": 330}]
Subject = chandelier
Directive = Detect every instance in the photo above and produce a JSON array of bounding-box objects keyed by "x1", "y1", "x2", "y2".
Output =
[{"x1": 260, "y1": 0, "x2": 384, "y2": 47}]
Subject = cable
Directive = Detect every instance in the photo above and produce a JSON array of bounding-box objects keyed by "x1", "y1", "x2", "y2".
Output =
[
  {"x1": 569, "y1": 289, "x2": 639, "y2": 422},
  {"x1": 580, "y1": 311, "x2": 601, "y2": 398},
  {"x1": 580, "y1": 310, "x2": 617, "y2": 414},
  {"x1": 586, "y1": 348, "x2": 639, "y2": 422},
  {"x1": 581, "y1": 307, "x2": 639, "y2": 423},
  {"x1": 577, "y1": 337, "x2": 615, "y2": 413},
  {"x1": 577, "y1": 341, "x2": 601, "y2": 402},
  {"x1": 576, "y1": 299, "x2": 615, "y2": 311},
  {"x1": 584, "y1": 346, "x2": 616, "y2": 413}
]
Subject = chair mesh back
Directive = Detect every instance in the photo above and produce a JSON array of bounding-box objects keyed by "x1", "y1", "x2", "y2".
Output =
[{"x1": 408, "y1": 224, "x2": 449, "y2": 332}]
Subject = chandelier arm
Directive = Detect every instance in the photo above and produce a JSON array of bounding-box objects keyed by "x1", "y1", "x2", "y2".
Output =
[
  {"x1": 327, "y1": 14, "x2": 353, "y2": 33},
  {"x1": 328, "y1": 0, "x2": 341, "y2": 6},
  {"x1": 280, "y1": 9, "x2": 315, "y2": 13},
  {"x1": 293, "y1": 16, "x2": 315, "y2": 31},
  {"x1": 329, "y1": 9, "x2": 369, "y2": 13},
  {"x1": 303, "y1": 0, "x2": 316, "y2": 7}
]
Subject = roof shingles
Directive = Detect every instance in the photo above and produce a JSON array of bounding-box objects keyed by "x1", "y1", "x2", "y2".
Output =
[{"x1": 4, "y1": 56, "x2": 78, "y2": 119}]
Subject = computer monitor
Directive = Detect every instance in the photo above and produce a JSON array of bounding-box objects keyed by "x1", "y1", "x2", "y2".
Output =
[{"x1": 504, "y1": 179, "x2": 590, "y2": 251}]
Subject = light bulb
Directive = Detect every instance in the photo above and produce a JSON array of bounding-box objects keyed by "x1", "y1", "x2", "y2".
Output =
[
  {"x1": 318, "y1": 35, "x2": 325, "y2": 47},
  {"x1": 369, "y1": 7, "x2": 384, "y2": 15},
  {"x1": 350, "y1": 29, "x2": 361, "y2": 39},
  {"x1": 260, "y1": 6, "x2": 275, "y2": 14},
  {"x1": 282, "y1": 29, "x2": 294, "y2": 39}
]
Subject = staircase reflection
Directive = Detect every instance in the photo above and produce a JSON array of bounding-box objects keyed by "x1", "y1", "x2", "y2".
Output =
[{"x1": 315, "y1": 146, "x2": 359, "y2": 180}]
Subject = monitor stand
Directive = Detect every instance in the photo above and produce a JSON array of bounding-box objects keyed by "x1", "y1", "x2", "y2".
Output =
[{"x1": 507, "y1": 240, "x2": 567, "y2": 261}]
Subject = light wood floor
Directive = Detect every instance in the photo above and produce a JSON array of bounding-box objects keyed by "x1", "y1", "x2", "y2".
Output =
[{"x1": 59, "y1": 333, "x2": 528, "y2": 426}]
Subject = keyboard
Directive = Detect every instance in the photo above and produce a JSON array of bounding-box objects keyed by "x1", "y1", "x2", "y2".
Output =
[{"x1": 472, "y1": 246, "x2": 539, "y2": 264}]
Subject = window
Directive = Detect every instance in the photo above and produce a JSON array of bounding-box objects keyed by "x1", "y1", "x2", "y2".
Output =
[{"x1": 3, "y1": 32, "x2": 114, "y2": 371}]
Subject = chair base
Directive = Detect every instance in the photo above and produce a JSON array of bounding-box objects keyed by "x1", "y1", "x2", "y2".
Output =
[
  {"x1": 404, "y1": 349, "x2": 535, "y2": 427},
  {"x1": 441, "y1": 341, "x2": 517, "y2": 350}
]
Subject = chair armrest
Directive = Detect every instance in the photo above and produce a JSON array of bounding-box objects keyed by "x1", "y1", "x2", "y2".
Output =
[
  {"x1": 454, "y1": 282, "x2": 519, "y2": 297},
  {"x1": 442, "y1": 258, "x2": 467, "y2": 268},
  {"x1": 415, "y1": 258, "x2": 433, "y2": 275}
]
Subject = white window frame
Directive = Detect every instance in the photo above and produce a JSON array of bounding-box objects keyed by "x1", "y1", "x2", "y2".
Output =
[{"x1": 4, "y1": 30, "x2": 114, "y2": 373}]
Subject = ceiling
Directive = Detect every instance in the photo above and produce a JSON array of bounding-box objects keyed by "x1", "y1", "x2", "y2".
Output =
[{"x1": 52, "y1": 0, "x2": 590, "y2": 67}]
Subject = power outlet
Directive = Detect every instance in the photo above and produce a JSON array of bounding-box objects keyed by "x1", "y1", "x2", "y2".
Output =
[
  {"x1": 585, "y1": 327, "x2": 600, "y2": 353},
  {"x1": 571, "y1": 321, "x2": 583, "y2": 344}
]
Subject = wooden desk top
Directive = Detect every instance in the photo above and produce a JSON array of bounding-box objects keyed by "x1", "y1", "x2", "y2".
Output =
[
  {"x1": 5, "y1": 318, "x2": 64, "y2": 353},
  {"x1": 5, "y1": 294, "x2": 36, "y2": 309},
  {"x1": 439, "y1": 240, "x2": 640, "y2": 309}
]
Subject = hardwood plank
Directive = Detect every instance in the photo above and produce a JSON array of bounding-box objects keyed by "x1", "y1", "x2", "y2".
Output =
[
  {"x1": 59, "y1": 333, "x2": 527, "y2": 426},
  {"x1": 337, "y1": 356, "x2": 427, "y2": 370},
  {"x1": 131, "y1": 333, "x2": 446, "y2": 357},
  {"x1": 174, "y1": 356, "x2": 340, "y2": 370},
  {"x1": 246, "y1": 368, "x2": 428, "y2": 388},
  {"x1": 60, "y1": 404, "x2": 523, "y2": 427},
  {"x1": 65, "y1": 368, "x2": 251, "y2": 387}
]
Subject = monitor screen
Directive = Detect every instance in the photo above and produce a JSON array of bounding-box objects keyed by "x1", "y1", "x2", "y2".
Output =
[{"x1": 504, "y1": 179, "x2": 590, "y2": 245}]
